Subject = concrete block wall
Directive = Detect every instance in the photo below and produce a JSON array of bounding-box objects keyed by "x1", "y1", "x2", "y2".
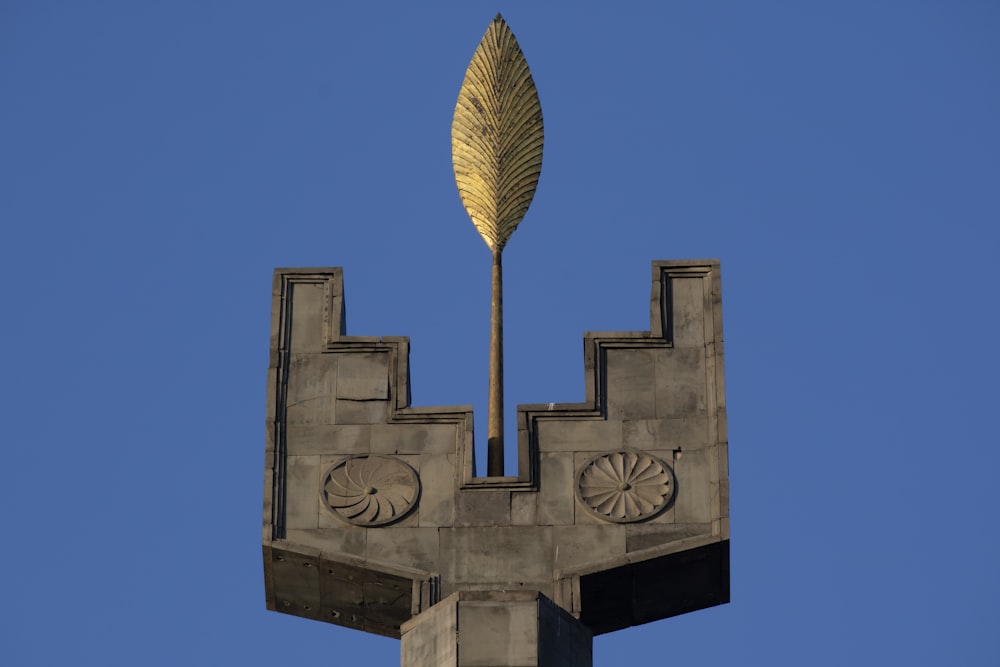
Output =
[{"x1": 263, "y1": 260, "x2": 728, "y2": 638}]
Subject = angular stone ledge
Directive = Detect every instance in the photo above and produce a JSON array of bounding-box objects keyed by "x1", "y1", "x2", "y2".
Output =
[
  {"x1": 264, "y1": 540, "x2": 439, "y2": 639},
  {"x1": 579, "y1": 540, "x2": 730, "y2": 636}
]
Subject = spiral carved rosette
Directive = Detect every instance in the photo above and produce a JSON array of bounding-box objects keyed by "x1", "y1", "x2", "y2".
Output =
[
  {"x1": 576, "y1": 451, "x2": 676, "y2": 523},
  {"x1": 321, "y1": 455, "x2": 420, "y2": 527}
]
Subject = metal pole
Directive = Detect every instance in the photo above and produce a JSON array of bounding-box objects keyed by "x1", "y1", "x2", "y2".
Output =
[{"x1": 487, "y1": 249, "x2": 504, "y2": 476}]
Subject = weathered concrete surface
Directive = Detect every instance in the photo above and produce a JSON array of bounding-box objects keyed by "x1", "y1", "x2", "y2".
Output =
[
  {"x1": 263, "y1": 261, "x2": 729, "y2": 639},
  {"x1": 401, "y1": 591, "x2": 592, "y2": 667}
]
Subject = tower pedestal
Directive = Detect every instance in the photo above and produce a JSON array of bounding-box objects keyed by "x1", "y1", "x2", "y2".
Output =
[{"x1": 401, "y1": 591, "x2": 592, "y2": 667}]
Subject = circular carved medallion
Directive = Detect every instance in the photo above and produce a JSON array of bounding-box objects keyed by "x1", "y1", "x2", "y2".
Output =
[
  {"x1": 321, "y1": 455, "x2": 420, "y2": 526},
  {"x1": 576, "y1": 450, "x2": 675, "y2": 523}
]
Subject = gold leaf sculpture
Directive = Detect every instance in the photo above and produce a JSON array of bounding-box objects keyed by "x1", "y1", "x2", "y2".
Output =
[
  {"x1": 452, "y1": 14, "x2": 543, "y2": 476},
  {"x1": 452, "y1": 14, "x2": 544, "y2": 252}
]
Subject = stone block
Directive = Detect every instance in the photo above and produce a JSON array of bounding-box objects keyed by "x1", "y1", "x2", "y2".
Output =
[
  {"x1": 455, "y1": 490, "x2": 510, "y2": 527},
  {"x1": 337, "y1": 351, "x2": 389, "y2": 400},
  {"x1": 265, "y1": 367, "x2": 278, "y2": 445},
  {"x1": 536, "y1": 453, "x2": 574, "y2": 526},
  {"x1": 316, "y1": 557, "x2": 414, "y2": 638},
  {"x1": 669, "y1": 275, "x2": 708, "y2": 348},
  {"x1": 538, "y1": 595, "x2": 593, "y2": 667},
  {"x1": 553, "y1": 525, "x2": 625, "y2": 573},
  {"x1": 535, "y1": 418, "x2": 621, "y2": 453},
  {"x1": 654, "y1": 348, "x2": 707, "y2": 418},
  {"x1": 605, "y1": 348, "x2": 656, "y2": 420},
  {"x1": 335, "y1": 399, "x2": 388, "y2": 424},
  {"x1": 418, "y1": 454, "x2": 456, "y2": 527},
  {"x1": 578, "y1": 540, "x2": 729, "y2": 635},
  {"x1": 286, "y1": 424, "x2": 371, "y2": 455},
  {"x1": 321, "y1": 561, "x2": 365, "y2": 609},
  {"x1": 625, "y1": 523, "x2": 712, "y2": 552},
  {"x1": 672, "y1": 447, "x2": 712, "y2": 524},
  {"x1": 402, "y1": 592, "x2": 592, "y2": 667},
  {"x1": 714, "y1": 409, "x2": 728, "y2": 445},
  {"x1": 270, "y1": 548, "x2": 322, "y2": 620},
  {"x1": 286, "y1": 353, "x2": 337, "y2": 425},
  {"x1": 439, "y1": 527, "x2": 553, "y2": 591},
  {"x1": 510, "y1": 491, "x2": 537, "y2": 526},
  {"x1": 367, "y1": 527, "x2": 440, "y2": 573},
  {"x1": 285, "y1": 455, "x2": 320, "y2": 530},
  {"x1": 364, "y1": 573, "x2": 413, "y2": 632},
  {"x1": 285, "y1": 528, "x2": 367, "y2": 558},
  {"x1": 371, "y1": 423, "x2": 459, "y2": 456},
  {"x1": 517, "y1": 427, "x2": 532, "y2": 480},
  {"x1": 719, "y1": 479, "x2": 729, "y2": 518},
  {"x1": 458, "y1": 600, "x2": 538, "y2": 666},
  {"x1": 401, "y1": 596, "x2": 458, "y2": 667},
  {"x1": 621, "y1": 417, "x2": 709, "y2": 451},
  {"x1": 288, "y1": 281, "x2": 325, "y2": 353}
]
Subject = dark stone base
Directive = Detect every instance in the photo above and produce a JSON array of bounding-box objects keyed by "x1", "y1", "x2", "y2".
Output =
[{"x1": 580, "y1": 540, "x2": 730, "y2": 635}]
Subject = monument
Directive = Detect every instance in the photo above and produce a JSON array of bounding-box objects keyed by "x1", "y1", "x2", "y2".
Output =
[{"x1": 263, "y1": 15, "x2": 729, "y2": 666}]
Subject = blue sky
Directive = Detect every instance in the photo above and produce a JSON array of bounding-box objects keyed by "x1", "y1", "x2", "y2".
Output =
[{"x1": 2, "y1": 2, "x2": 998, "y2": 665}]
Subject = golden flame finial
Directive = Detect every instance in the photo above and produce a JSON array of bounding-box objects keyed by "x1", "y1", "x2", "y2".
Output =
[
  {"x1": 452, "y1": 15, "x2": 544, "y2": 476},
  {"x1": 452, "y1": 14, "x2": 544, "y2": 253}
]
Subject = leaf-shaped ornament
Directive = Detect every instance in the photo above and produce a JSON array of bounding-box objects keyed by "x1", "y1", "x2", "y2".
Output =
[{"x1": 452, "y1": 14, "x2": 544, "y2": 253}]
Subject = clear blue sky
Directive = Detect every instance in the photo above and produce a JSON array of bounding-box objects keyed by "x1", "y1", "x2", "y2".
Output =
[{"x1": 2, "y1": 2, "x2": 998, "y2": 665}]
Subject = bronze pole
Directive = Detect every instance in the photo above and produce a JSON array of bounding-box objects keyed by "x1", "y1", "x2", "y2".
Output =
[{"x1": 487, "y1": 249, "x2": 504, "y2": 476}]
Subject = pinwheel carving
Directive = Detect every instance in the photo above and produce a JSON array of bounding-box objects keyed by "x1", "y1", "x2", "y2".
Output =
[
  {"x1": 321, "y1": 455, "x2": 420, "y2": 527},
  {"x1": 577, "y1": 451, "x2": 675, "y2": 523}
]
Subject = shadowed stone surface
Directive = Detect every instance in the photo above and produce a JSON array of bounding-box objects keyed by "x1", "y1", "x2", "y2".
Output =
[
  {"x1": 263, "y1": 261, "x2": 729, "y2": 651},
  {"x1": 401, "y1": 591, "x2": 592, "y2": 667}
]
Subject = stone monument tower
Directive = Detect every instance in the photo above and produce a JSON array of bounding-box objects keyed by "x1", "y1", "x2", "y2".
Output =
[{"x1": 263, "y1": 15, "x2": 729, "y2": 666}]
